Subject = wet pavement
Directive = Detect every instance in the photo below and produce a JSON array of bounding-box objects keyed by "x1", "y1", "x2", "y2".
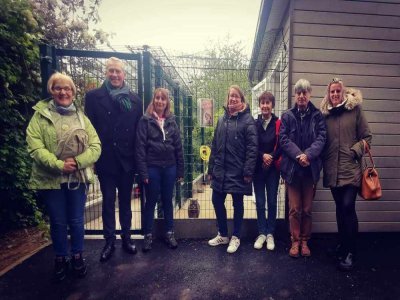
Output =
[{"x1": 1, "y1": 233, "x2": 399, "y2": 299}]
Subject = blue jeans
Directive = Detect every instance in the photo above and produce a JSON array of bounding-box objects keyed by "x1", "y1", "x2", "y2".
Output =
[
  {"x1": 212, "y1": 190, "x2": 244, "y2": 237},
  {"x1": 41, "y1": 183, "x2": 86, "y2": 257},
  {"x1": 143, "y1": 165, "x2": 177, "y2": 234},
  {"x1": 253, "y1": 167, "x2": 280, "y2": 235}
]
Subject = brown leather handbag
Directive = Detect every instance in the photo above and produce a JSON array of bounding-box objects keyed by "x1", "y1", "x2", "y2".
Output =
[{"x1": 359, "y1": 140, "x2": 382, "y2": 200}]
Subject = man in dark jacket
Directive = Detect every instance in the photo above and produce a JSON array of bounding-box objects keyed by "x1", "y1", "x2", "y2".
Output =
[
  {"x1": 280, "y1": 79, "x2": 326, "y2": 258},
  {"x1": 85, "y1": 57, "x2": 143, "y2": 262}
]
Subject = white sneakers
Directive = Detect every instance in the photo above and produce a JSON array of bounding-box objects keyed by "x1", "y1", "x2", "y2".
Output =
[
  {"x1": 253, "y1": 234, "x2": 267, "y2": 249},
  {"x1": 266, "y1": 234, "x2": 275, "y2": 251},
  {"x1": 208, "y1": 234, "x2": 240, "y2": 253},
  {"x1": 208, "y1": 233, "x2": 229, "y2": 246},
  {"x1": 209, "y1": 233, "x2": 274, "y2": 253},
  {"x1": 254, "y1": 234, "x2": 275, "y2": 251},
  {"x1": 227, "y1": 236, "x2": 240, "y2": 254}
]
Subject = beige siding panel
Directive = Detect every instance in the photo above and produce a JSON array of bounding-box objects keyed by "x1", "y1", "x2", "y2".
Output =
[
  {"x1": 316, "y1": 190, "x2": 400, "y2": 201},
  {"x1": 294, "y1": 0, "x2": 400, "y2": 16},
  {"x1": 373, "y1": 135, "x2": 400, "y2": 145},
  {"x1": 293, "y1": 48, "x2": 400, "y2": 65},
  {"x1": 294, "y1": 23, "x2": 400, "y2": 40},
  {"x1": 313, "y1": 211, "x2": 400, "y2": 222},
  {"x1": 294, "y1": 10, "x2": 400, "y2": 27},
  {"x1": 314, "y1": 201, "x2": 400, "y2": 212},
  {"x1": 369, "y1": 123, "x2": 400, "y2": 134},
  {"x1": 292, "y1": 61, "x2": 400, "y2": 77},
  {"x1": 293, "y1": 36, "x2": 400, "y2": 52},
  {"x1": 364, "y1": 112, "x2": 400, "y2": 123},
  {"x1": 292, "y1": 73, "x2": 400, "y2": 89},
  {"x1": 314, "y1": 222, "x2": 400, "y2": 233}
]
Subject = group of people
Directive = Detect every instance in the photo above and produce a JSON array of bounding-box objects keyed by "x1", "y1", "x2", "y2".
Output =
[
  {"x1": 206, "y1": 79, "x2": 371, "y2": 273},
  {"x1": 26, "y1": 55, "x2": 370, "y2": 282},
  {"x1": 26, "y1": 57, "x2": 184, "y2": 282}
]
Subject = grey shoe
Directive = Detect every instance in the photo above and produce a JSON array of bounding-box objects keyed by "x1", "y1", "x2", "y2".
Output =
[
  {"x1": 165, "y1": 231, "x2": 178, "y2": 249},
  {"x1": 142, "y1": 234, "x2": 153, "y2": 253}
]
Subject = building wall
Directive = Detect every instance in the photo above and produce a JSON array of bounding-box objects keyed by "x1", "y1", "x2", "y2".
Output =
[{"x1": 291, "y1": 0, "x2": 400, "y2": 232}]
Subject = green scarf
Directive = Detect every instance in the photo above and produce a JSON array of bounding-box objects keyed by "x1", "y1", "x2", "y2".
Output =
[{"x1": 103, "y1": 79, "x2": 133, "y2": 112}]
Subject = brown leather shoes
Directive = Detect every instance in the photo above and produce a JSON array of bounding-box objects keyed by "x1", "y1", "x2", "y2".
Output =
[
  {"x1": 301, "y1": 240, "x2": 311, "y2": 257},
  {"x1": 289, "y1": 241, "x2": 300, "y2": 258}
]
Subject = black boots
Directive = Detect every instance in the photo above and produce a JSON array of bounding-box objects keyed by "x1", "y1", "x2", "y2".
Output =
[
  {"x1": 142, "y1": 234, "x2": 153, "y2": 253},
  {"x1": 338, "y1": 253, "x2": 354, "y2": 271},
  {"x1": 100, "y1": 241, "x2": 115, "y2": 262},
  {"x1": 122, "y1": 236, "x2": 138, "y2": 255},
  {"x1": 53, "y1": 256, "x2": 69, "y2": 282},
  {"x1": 71, "y1": 253, "x2": 87, "y2": 278},
  {"x1": 165, "y1": 231, "x2": 178, "y2": 249}
]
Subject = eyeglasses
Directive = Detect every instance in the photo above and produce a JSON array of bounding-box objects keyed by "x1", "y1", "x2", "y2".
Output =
[{"x1": 53, "y1": 86, "x2": 72, "y2": 93}]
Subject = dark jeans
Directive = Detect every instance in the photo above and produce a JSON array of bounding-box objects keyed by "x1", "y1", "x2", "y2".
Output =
[
  {"x1": 212, "y1": 190, "x2": 244, "y2": 238},
  {"x1": 143, "y1": 165, "x2": 177, "y2": 235},
  {"x1": 331, "y1": 185, "x2": 359, "y2": 254},
  {"x1": 98, "y1": 171, "x2": 135, "y2": 241},
  {"x1": 253, "y1": 167, "x2": 280, "y2": 235},
  {"x1": 42, "y1": 183, "x2": 86, "y2": 257}
]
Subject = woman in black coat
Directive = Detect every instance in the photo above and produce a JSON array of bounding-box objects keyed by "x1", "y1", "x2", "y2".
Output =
[
  {"x1": 207, "y1": 85, "x2": 258, "y2": 254},
  {"x1": 136, "y1": 88, "x2": 184, "y2": 252}
]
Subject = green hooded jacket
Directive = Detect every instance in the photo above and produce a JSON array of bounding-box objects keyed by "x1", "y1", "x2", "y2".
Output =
[{"x1": 26, "y1": 99, "x2": 101, "y2": 189}]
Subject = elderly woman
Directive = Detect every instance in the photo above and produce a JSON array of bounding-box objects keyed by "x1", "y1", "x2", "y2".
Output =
[
  {"x1": 320, "y1": 78, "x2": 372, "y2": 271},
  {"x1": 253, "y1": 91, "x2": 281, "y2": 251},
  {"x1": 280, "y1": 79, "x2": 326, "y2": 258},
  {"x1": 207, "y1": 85, "x2": 258, "y2": 254},
  {"x1": 26, "y1": 73, "x2": 101, "y2": 282},
  {"x1": 136, "y1": 88, "x2": 184, "y2": 252}
]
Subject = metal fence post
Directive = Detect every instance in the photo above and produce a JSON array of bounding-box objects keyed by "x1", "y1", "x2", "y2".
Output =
[
  {"x1": 173, "y1": 87, "x2": 182, "y2": 207},
  {"x1": 142, "y1": 49, "x2": 152, "y2": 110},
  {"x1": 185, "y1": 95, "x2": 193, "y2": 198},
  {"x1": 39, "y1": 44, "x2": 55, "y2": 98}
]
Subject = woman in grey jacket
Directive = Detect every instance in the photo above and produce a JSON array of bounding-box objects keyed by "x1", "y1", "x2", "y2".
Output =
[
  {"x1": 320, "y1": 78, "x2": 372, "y2": 271},
  {"x1": 207, "y1": 85, "x2": 258, "y2": 254}
]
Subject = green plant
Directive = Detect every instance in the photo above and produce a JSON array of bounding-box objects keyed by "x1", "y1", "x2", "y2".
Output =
[{"x1": 0, "y1": 0, "x2": 42, "y2": 233}]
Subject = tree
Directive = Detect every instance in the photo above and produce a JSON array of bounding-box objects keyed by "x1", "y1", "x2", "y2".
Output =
[
  {"x1": 30, "y1": 0, "x2": 110, "y2": 50},
  {"x1": 0, "y1": 0, "x2": 43, "y2": 232},
  {"x1": 178, "y1": 35, "x2": 252, "y2": 178}
]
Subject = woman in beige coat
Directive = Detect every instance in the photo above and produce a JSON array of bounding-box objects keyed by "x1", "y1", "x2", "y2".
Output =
[{"x1": 320, "y1": 78, "x2": 372, "y2": 271}]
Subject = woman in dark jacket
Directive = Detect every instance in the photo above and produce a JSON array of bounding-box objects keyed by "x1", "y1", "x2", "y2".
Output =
[
  {"x1": 320, "y1": 78, "x2": 372, "y2": 271},
  {"x1": 280, "y1": 79, "x2": 326, "y2": 258},
  {"x1": 207, "y1": 85, "x2": 258, "y2": 254},
  {"x1": 136, "y1": 88, "x2": 184, "y2": 252},
  {"x1": 253, "y1": 91, "x2": 281, "y2": 251}
]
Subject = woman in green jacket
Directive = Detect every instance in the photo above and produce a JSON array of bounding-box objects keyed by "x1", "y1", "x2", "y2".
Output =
[
  {"x1": 320, "y1": 77, "x2": 371, "y2": 271},
  {"x1": 26, "y1": 73, "x2": 101, "y2": 282}
]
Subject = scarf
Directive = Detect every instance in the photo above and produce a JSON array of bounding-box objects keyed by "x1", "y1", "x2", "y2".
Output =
[
  {"x1": 103, "y1": 79, "x2": 133, "y2": 112},
  {"x1": 228, "y1": 102, "x2": 244, "y2": 116},
  {"x1": 49, "y1": 100, "x2": 77, "y2": 115}
]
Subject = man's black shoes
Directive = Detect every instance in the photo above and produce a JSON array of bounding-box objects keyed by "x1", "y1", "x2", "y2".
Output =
[{"x1": 100, "y1": 241, "x2": 115, "y2": 262}]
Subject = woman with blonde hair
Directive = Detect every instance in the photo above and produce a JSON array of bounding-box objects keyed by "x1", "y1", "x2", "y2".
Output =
[
  {"x1": 26, "y1": 72, "x2": 101, "y2": 281},
  {"x1": 136, "y1": 88, "x2": 184, "y2": 252},
  {"x1": 207, "y1": 85, "x2": 258, "y2": 254},
  {"x1": 320, "y1": 78, "x2": 371, "y2": 271}
]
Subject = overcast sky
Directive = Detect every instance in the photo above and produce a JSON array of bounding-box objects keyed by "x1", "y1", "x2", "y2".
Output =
[{"x1": 97, "y1": 0, "x2": 261, "y2": 56}]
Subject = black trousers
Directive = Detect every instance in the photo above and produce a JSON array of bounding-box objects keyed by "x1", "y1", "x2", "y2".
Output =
[
  {"x1": 330, "y1": 185, "x2": 359, "y2": 254},
  {"x1": 98, "y1": 171, "x2": 135, "y2": 242}
]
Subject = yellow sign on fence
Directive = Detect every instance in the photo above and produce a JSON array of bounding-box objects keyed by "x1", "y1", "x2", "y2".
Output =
[{"x1": 199, "y1": 145, "x2": 211, "y2": 161}]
